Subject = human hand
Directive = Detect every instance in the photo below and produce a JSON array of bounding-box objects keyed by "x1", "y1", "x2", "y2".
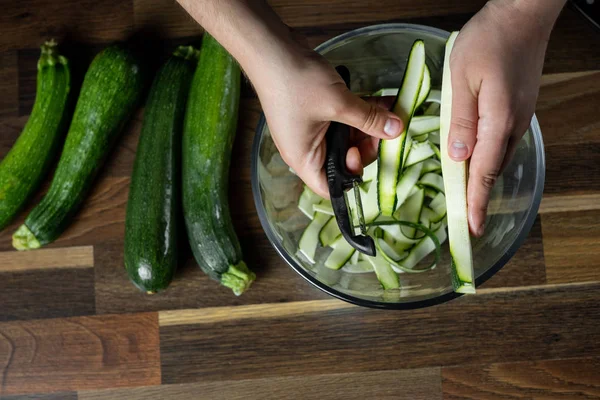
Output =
[
  {"x1": 448, "y1": 0, "x2": 563, "y2": 236},
  {"x1": 252, "y1": 50, "x2": 402, "y2": 198}
]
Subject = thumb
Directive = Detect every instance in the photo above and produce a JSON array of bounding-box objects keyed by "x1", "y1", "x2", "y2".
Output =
[
  {"x1": 332, "y1": 90, "x2": 403, "y2": 139},
  {"x1": 448, "y1": 73, "x2": 479, "y2": 161}
]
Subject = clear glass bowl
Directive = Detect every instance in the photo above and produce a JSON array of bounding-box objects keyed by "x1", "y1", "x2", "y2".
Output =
[{"x1": 251, "y1": 24, "x2": 545, "y2": 309}]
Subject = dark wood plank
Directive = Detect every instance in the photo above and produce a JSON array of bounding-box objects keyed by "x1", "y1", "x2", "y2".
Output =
[
  {"x1": 1, "y1": 392, "x2": 77, "y2": 400},
  {"x1": 16, "y1": 49, "x2": 38, "y2": 117},
  {"x1": 537, "y1": 71, "x2": 600, "y2": 148},
  {"x1": 442, "y1": 357, "x2": 600, "y2": 399},
  {"x1": 0, "y1": 176, "x2": 129, "y2": 252},
  {"x1": 479, "y1": 216, "x2": 546, "y2": 289},
  {"x1": 133, "y1": 0, "x2": 202, "y2": 38},
  {"x1": 80, "y1": 368, "x2": 441, "y2": 400},
  {"x1": 159, "y1": 283, "x2": 600, "y2": 384},
  {"x1": 0, "y1": 0, "x2": 134, "y2": 52},
  {"x1": 0, "y1": 267, "x2": 95, "y2": 322},
  {"x1": 0, "y1": 246, "x2": 94, "y2": 321},
  {"x1": 93, "y1": 236, "x2": 329, "y2": 315},
  {"x1": 544, "y1": 142, "x2": 600, "y2": 196},
  {"x1": 0, "y1": 116, "x2": 28, "y2": 160},
  {"x1": 542, "y1": 210, "x2": 600, "y2": 285},
  {"x1": 0, "y1": 51, "x2": 18, "y2": 118},
  {"x1": 0, "y1": 313, "x2": 160, "y2": 395}
]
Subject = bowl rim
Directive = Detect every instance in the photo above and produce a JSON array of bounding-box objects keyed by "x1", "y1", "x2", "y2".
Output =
[{"x1": 251, "y1": 23, "x2": 546, "y2": 310}]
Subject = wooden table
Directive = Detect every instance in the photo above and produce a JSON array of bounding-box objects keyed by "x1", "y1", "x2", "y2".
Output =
[{"x1": 1, "y1": 1, "x2": 600, "y2": 399}]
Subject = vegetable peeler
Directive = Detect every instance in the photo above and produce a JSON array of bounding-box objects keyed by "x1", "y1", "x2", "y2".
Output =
[{"x1": 325, "y1": 66, "x2": 376, "y2": 257}]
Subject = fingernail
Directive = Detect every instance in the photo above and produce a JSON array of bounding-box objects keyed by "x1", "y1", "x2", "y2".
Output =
[
  {"x1": 384, "y1": 118, "x2": 401, "y2": 137},
  {"x1": 450, "y1": 140, "x2": 468, "y2": 159}
]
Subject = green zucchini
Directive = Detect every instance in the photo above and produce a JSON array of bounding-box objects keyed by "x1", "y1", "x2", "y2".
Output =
[
  {"x1": 440, "y1": 32, "x2": 475, "y2": 293},
  {"x1": 13, "y1": 45, "x2": 146, "y2": 250},
  {"x1": 182, "y1": 34, "x2": 255, "y2": 295},
  {"x1": 124, "y1": 46, "x2": 199, "y2": 294},
  {"x1": 378, "y1": 40, "x2": 426, "y2": 216},
  {"x1": 0, "y1": 41, "x2": 71, "y2": 230}
]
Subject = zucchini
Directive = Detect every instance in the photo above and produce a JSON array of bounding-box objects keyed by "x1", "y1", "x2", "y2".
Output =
[
  {"x1": 0, "y1": 41, "x2": 71, "y2": 230},
  {"x1": 440, "y1": 32, "x2": 475, "y2": 293},
  {"x1": 378, "y1": 40, "x2": 426, "y2": 215},
  {"x1": 298, "y1": 186, "x2": 321, "y2": 220},
  {"x1": 182, "y1": 34, "x2": 255, "y2": 295},
  {"x1": 319, "y1": 215, "x2": 341, "y2": 247},
  {"x1": 325, "y1": 236, "x2": 356, "y2": 270},
  {"x1": 13, "y1": 44, "x2": 146, "y2": 250},
  {"x1": 124, "y1": 46, "x2": 199, "y2": 294},
  {"x1": 299, "y1": 212, "x2": 331, "y2": 263}
]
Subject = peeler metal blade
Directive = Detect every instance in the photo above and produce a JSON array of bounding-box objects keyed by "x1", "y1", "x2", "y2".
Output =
[{"x1": 324, "y1": 66, "x2": 376, "y2": 257}]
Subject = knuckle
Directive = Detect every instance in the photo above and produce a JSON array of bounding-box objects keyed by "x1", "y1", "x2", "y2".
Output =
[
  {"x1": 481, "y1": 171, "x2": 499, "y2": 190},
  {"x1": 360, "y1": 105, "x2": 379, "y2": 132},
  {"x1": 450, "y1": 115, "x2": 478, "y2": 134}
]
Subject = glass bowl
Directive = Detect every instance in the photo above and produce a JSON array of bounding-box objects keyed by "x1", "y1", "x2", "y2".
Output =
[{"x1": 251, "y1": 23, "x2": 545, "y2": 309}]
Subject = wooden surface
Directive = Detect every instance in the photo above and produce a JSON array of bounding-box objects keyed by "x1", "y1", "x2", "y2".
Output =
[{"x1": 1, "y1": 0, "x2": 600, "y2": 398}]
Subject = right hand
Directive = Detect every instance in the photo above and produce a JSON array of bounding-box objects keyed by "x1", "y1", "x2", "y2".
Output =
[{"x1": 252, "y1": 49, "x2": 403, "y2": 198}]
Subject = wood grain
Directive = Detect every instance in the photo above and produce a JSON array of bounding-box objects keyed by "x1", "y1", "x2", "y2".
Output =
[
  {"x1": 542, "y1": 210, "x2": 600, "y2": 284},
  {"x1": 0, "y1": 177, "x2": 130, "y2": 252},
  {"x1": 0, "y1": 0, "x2": 134, "y2": 52},
  {"x1": 0, "y1": 246, "x2": 93, "y2": 272},
  {"x1": 159, "y1": 299, "x2": 353, "y2": 326},
  {"x1": 0, "y1": 268, "x2": 94, "y2": 322},
  {"x1": 133, "y1": 0, "x2": 202, "y2": 38},
  {"x1": 443, "y1": 357, "x2": 600, "y2": 399},
  {"x1": 478, "y1": 216, "x2": 546, "y2": 289},
  {"x1": 93, "y1": 239, "x2": 330, "y2": 315},
  {"x1": 540, "y1": 194, "x2": 600, "y2": 214},
  {"x1": 544, "y1": 142, "x2": 600, "y2": 196},
  {"x1": 80, "y1": 368, "x2": 441, "y2": 400},
  {"x1": 0, "y1": 313, "x2": 160, "y2": 395},
  {"x1": 160, "y1": 282, "x2": 600, "y2": 384},
  {"x1": 0, "y1": 51, "x2": 18, "y2": 118},
  {"x1": 1, "y1": 393, "x2": 78, "y2": 400},
  {"x1": 538, "y1": 70, "x2": 600, "y2": 147}
]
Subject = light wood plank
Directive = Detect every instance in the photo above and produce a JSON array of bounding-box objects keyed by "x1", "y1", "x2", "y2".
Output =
[
  {"x1": 540, "y1": 193, "x2": 600, "y2": 214},
  {"x1": 0, "y1": 313, "x2": 160, "y2": 395},
  {"x1": 81, "y1": 368, "x2": 441, "y2": 400},
  {"x1": 542, "y1": 210, "x2": 600, "y2": 284},
  {"x1": 0, "y1": 246, "x2": 93, "y2": 272},
  {"x1": 443, "y1": 357, "x2": 600, "y2": 399},
  {"x1": 159, "y1": 299, "x2": 354, "y2": 327}
]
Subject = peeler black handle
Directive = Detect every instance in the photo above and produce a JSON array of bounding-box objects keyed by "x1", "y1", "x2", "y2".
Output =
[{"x1": 325, "y1": 66, "x2": 376, "y2": 257}]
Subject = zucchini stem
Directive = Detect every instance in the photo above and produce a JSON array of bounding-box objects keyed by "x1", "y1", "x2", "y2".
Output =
[
  {"x1": 12, "y1": 225, "x2": 42, "y2": 251},
  {"x1": 39, "y1": 40, "x2": 68, "y2": 70},
  {"x1": 221, "y1": 261, "x2": 256, "y2": 296}
]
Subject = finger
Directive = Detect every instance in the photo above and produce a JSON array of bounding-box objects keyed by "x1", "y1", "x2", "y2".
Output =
[
  {"x1": 346, "y1": 147, "x2": 363, "y2": 175},
  {"x1": 331, "y1": 90, "x2": 403, "y2": 140},
  {"x1": 355, "y1": 135, "x2": 380, "y2": 166},
  {"x1": 500, "y1": 135, "x2": 519, "y2": 173},
  {"x1": 363, "y1": 95, "x2": 396, "y2": 111},
  {"x1": 448, "y1": 72, "x2": 479, "y2": 161},
  {"x1": 467, "y1": 85, "x2": 514, "y2": 237},
  {"x1": 285, "y1": 141, "x2": 330, "y2": 199}
]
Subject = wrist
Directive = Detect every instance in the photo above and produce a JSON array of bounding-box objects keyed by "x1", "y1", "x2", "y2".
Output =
[{"x1": 511, "y1": 0, "x2": 566, "y2": 38}]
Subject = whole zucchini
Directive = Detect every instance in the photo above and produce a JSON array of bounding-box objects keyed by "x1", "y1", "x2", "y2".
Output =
[
  {"x1": 0, "y1": 41, "x2": 71, "y2": 230},
  {"x1": 182, "y1": 34, "x2": 255, "y2": 295},
  {"x1": 13, "y1": 45, "x2": 145, "y2": 250},
  {"x1": 124, "y1": 46, "x2": 199, "y2": 293}
]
